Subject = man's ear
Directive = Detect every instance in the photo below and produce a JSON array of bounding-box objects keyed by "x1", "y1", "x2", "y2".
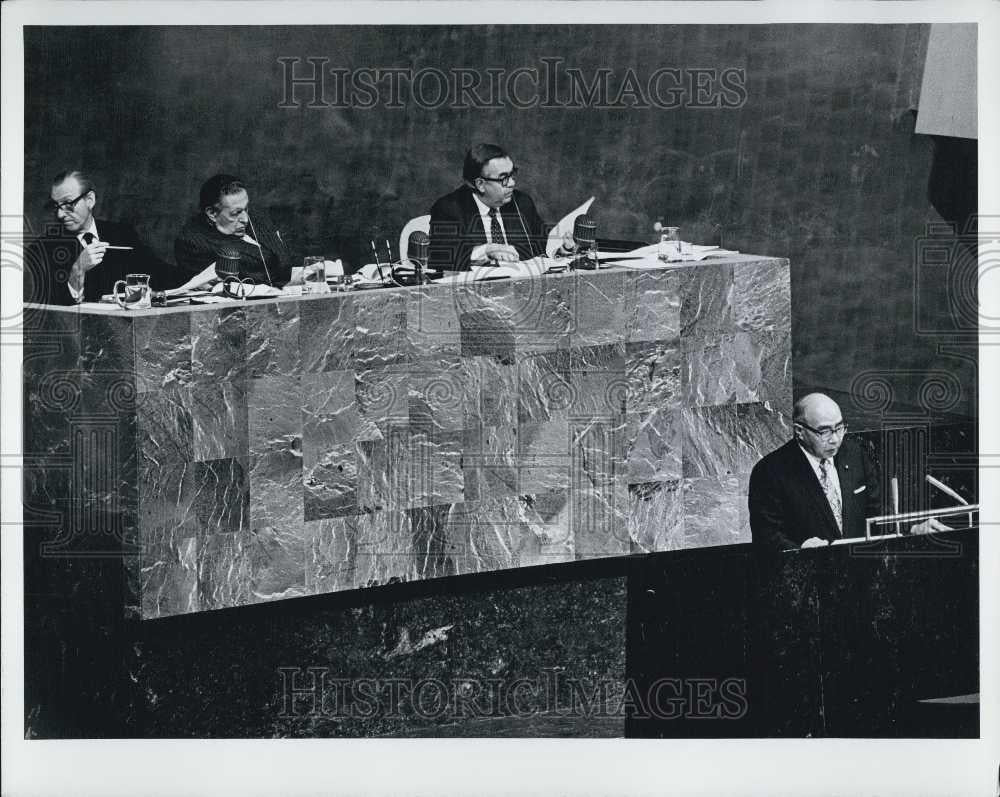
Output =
[
  {"x1": 792, "y1": 423, "x2": 803, "y2": 443},
  {"x1": 84, "y1": 191, "x2": 96, "y2": 210},
  {"x1": 204, "y1": 206, "x2": 218, "y2": 224}
]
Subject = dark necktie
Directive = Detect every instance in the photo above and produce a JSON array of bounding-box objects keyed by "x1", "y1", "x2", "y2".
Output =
[
  {"x1": 819, "y1": 459, "x2": 843, "y2": 535},
  {"x1": 82, "y1": 232, "x2": 95, "y2": 246},
  {"x1": 488, "y1": 208, "x2": 504, "y2": 245}
]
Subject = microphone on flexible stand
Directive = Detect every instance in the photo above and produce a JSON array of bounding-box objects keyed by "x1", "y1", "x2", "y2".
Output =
[
  {"x1": 571, "y1": 215, "x2": 598, "y2": 270},
  {"x1": 370, "y1": 239, "x2": 386, "y2": 283},
  {"x1": 406, "y1": 231, "x2": 430, "y2": 283},
  {"x1": 245, "y1": 214, "x2": 273, "y2": 285},
  {"x1": 512, "y1": 197, "x2": 536, "y2": 259}
]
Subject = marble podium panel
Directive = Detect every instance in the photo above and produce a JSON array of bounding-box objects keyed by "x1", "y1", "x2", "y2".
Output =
[{"x1": 23, "y1": 254, "x2": 791, "y2": 618}]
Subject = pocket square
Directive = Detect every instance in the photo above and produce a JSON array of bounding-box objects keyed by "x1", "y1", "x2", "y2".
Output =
[{"x1": 853, "y1": 485, "x2": 867, "y2": 494}]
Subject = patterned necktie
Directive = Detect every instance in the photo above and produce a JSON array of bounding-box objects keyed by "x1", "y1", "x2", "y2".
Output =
[
  {"x1": 819, "y1": 458, "x2": 843, "y2": 534},
  {"x1": 488, "y1": 208, "x2": 504, "y2": 245},
  {"x1": 82, "y1": 232, "x2": 95, "y2": 246}
]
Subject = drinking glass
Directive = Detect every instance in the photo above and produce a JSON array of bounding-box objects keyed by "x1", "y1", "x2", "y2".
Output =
[
  {"x1": 112, "y1": 273, "x2": 151, "y2": 309},
  {"x1": 658, "y1": 227, "x2": 682, "y2": 262},
  {"x1": 303, "y1": 256, "x2": 327, "y2": 294}
]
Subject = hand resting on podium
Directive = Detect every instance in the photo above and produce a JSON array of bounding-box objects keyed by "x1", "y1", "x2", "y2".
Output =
[
  {"x1": 470, "y1": 243, "x2": 519, "y2": 267},
  {"x1": 798, "y1": 516, "x2": 953, "y2": 548}
]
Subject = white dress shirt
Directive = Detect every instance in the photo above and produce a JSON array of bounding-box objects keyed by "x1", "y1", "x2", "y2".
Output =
[{"x1": 468, "y1": 193, "x2": 512, "y2": 266}]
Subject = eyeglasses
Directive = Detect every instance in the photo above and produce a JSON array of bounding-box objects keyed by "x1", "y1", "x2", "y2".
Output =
[
  {"x1": 797, "y1": 421, "x2": 848, "y2": 441},
  {"x1": 478, "y1": 166, "x2": 518, "y2": 187},
  {"x1": 45, "y1": 192, "x2": 90, "y2": 214}
]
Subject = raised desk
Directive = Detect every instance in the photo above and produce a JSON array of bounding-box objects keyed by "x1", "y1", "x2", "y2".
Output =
[{"x1": 24, "y1": 254, "x2": 791, "y2": 619}]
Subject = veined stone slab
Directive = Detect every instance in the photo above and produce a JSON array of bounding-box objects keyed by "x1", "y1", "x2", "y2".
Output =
[{"x1": 24, "y1": 253, "x2": 791, "y2": 617}]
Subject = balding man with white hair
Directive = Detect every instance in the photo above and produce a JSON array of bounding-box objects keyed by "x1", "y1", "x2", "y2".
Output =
[{"x1": 749, "y1": 392, "x2": 949, "y2": 552}]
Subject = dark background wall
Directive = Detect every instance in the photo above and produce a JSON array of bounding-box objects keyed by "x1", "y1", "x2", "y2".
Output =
[{"x1": 23, "y1": 24, "x2": 976, "y2": 418}]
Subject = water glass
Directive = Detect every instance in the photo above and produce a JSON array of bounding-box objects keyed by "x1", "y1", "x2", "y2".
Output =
[
  {"x1": 112, "y1": 273, "x2": 151, "y2": 309},
  {"x1": 658, "y1": 227, "x2": 682, "y2": 262},
  {"x1": 303, "y1": 256, "x2": 327, "y2": 294}
]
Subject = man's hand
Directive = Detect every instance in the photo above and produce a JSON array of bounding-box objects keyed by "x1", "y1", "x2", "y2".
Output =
[
  {"x1": 471, "y1": 243, "x2": 519, "y2": 267},
  {"x1": 74, "y1": 241, "x2": 108, "y2": 274},
  {"x1": 68, "y1": 241, "x2": 108, "y2": 296},
  {"x1": 800, "y1": 536, "x2": 829, "y2": 549},
  {"x1": 555, "y1": 230, "x2": 577, "y2": 257},
  {"x1": 909, "y1": 518, "x2": 953, "y2": 535}
]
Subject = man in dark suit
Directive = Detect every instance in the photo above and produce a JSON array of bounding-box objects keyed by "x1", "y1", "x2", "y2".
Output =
[
  {"x1": 429, "y1": 143, "x2": 571, "y2": 272},
  {"x1": 24, "y1": 171, "x2": 175, "y2": 306},
  {"x1": 749, "y1": 393, "x2": 949, "y2": 552},
  {"x1": 174, "y1": 173, "x2": 291, "y2": 286}
]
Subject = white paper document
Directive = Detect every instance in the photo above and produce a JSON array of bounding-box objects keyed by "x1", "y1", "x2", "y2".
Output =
[
  {"x1": 436, "y1": 257, "x2": 566, "y2": 284},
  {"x1": 602, "y1": 243, "x2": 742, "y2": 269},
  {"x1": 164, "y1": 263, "x2": 220, "y2": 296}
]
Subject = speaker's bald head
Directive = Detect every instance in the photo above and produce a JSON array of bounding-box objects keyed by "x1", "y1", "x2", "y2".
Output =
[
  {"x1": 793, "y1": 393, "x2": 841, "y2": 423},
  {"x1": 793, "y1": 393, "x2": 846, "y2": 458}
]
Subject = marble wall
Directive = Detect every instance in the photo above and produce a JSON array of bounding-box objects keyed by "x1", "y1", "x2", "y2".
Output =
[{"x1": 24, "y1": 255, "x2": 791, "y2": 618}]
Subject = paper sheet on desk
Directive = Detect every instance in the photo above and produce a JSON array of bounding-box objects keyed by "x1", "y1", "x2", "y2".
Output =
[
  {"x1": 210, "y1": 282, "x2": 283, "y2": 299},
  {"x1": 546, "y1": 197, "x2": 595, "y2": 257},
  {"x1": 164, "y1": 263, "x2": 220, "y2": 296},
  {"x1": 288, "y1": 259, "x2": 343, "y2": 285},
  {"x1": 600, "y1": 243, "x2": 741, "y2": 269},
  {"x1": 436, "y1": 257, "x2": 564, "y2": 284}
]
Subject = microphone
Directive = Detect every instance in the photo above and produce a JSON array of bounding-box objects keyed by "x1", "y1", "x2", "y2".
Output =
[
  {"x1": 926, "y1": 474, "x2": 969, "y2": 505},
  {"x1": 245, "y1": 214, "x2": 273, "y2": 285},
  {"x1": 216, "y1": 246, "x2": 247, "y2": 299},
  {"x1": 512, "y1": 197, "x2": 536, "y2": 259},
  {"x1": 216, "y1": 247, "x2": 242, "y2": 279},
  {"x1": 572, "y1": 214, "x2": 598, "y2": 270},
  {"x1": 407, "y1": 230, "x2": 430, "y2": 283},
  {"x1": 370, "y1": 239, "x2": 386, "y2": 283}
]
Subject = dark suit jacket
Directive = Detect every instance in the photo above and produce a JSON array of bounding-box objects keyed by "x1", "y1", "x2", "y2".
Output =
[
  {"x1": 24, "y1": 219, "x2": 176, "y2": 306},
  {"x1": 174, "y1": 213, "x2": 291, "y2": 286},
  {"x1": 749, "y1": 438, "x2": 882, "y2": 553},
  {"x1": 428, "y1": 186, "x2": 548, "y2": 271}
]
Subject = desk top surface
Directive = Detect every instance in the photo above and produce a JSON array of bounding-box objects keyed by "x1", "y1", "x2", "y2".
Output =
[{"x1": 25, "y1": 252, "x2": 787, "y2": 318}]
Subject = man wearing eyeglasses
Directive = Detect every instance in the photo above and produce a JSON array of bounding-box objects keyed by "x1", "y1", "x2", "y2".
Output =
[
  {"x1": 24, "y1": 170, "x2": 173, "y2": 305},
  {"x1": 749, "y1": 392, "x2": 949, "y2": 552},
  {"x1": 428, "y1": 143, "x2": 570, "y2": 271}
]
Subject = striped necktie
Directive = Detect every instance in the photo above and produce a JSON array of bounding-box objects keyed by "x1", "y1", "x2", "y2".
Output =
[{"x1": 819, "y1": 458, "x2": 843, "y2": 535}]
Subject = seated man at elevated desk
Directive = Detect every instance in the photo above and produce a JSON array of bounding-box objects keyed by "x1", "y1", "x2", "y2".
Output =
[
  {"x1": 174, "y1": 173, "x2": 291, "y2": 286},
  {"x1": 749, "y1": 392, "x2": 950, "y2": 552},
  {"x1": 429, "y1": 143, "x2": 573, "y2": 271},
  {"x1": 24, "y1": 170, "x2": 174, "y2": 305}
]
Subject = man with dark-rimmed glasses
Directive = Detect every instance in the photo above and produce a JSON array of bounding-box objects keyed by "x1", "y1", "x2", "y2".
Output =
[
  {"x1": 24, "y1": 170, "x2": 173, "y2": 305},
  {"x1": 749, "y1": 392, "x2": 949, "y2": 552},
  {"x1": 428, "y1": 143, "x2": 572, "y2": 271}
]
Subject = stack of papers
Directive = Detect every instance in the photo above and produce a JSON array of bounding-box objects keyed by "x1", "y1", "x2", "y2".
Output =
[{"x1": 599, "y1": 243, "x2": 741, "y2": 270}]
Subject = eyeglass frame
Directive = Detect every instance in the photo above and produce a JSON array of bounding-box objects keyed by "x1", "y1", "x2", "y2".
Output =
[
  {"x1": 796, "y1": 420, "x2": 849, "y2": 441},
  {"x1": 477, "y1": 166, "x2": 518, "y2": 187},
  {"x1": 45, "y1": 192, "x2": 92, "y2": 214}
]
